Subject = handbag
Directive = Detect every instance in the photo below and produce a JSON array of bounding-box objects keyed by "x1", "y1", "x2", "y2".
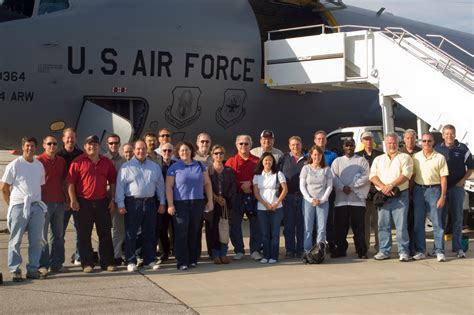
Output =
[{"x1": 218, "y1": 203, "x2": 230, "y2": 244}]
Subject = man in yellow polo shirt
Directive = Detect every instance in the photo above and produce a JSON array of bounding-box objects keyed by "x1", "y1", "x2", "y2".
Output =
[
  {"x1": 370, "y1": 133, "x2": 413, "y2": 261},
  {"x1": 412, "y1": 132, "x2": 449, "y2": 262}
]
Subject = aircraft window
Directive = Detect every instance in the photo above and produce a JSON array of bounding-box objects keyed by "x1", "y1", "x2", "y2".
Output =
[
  {"x1": 38, "y1": 0, "x2": 69, "y2": 15},
  {"x1": 0, "y1": 0, "x2": 35, "y2": 20}
]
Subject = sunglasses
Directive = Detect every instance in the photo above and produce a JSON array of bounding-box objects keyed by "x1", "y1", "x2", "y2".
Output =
[
  {"x1": 46, "y1": 142, "x2": 58, "y2": 146},
  {"x1": 159, "y1": 134, "x2": 171, "y2": 138},
  {"x1": 108, "y1": 142, "x2": 120, "y2": 145},
  {"x1": 200, "y1": 140, "x2": 210, "y2": 144},
  {"x1": 213, "y1": 152, "x2": 224, "y2": 156},
  {"x1": 162, "y1": 149, "x2": 172, "y2": 153},
  {"x1": 238, "y1": 142, "x2": 249, "y2": 146},
  {"x1": 422, "y1": 139, "x2": 433, "y2": 143}
]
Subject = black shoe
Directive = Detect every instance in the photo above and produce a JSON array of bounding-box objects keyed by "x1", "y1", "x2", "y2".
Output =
[
  {"x1": 330, "y1": 251, "x2": 346, "y2": 258},
  {"x1": 93, "y1": 251, "x2": 99, "y2": 263},
  {"x1": 157, "y1": 255, "x2": 168, "y2": 264},
  {"x1": 358, "y1": 254, "x2": 368, "y2": 259},
  {"x1": 114, "y1": 258, "x2": 124, "y2": 266},
  {"x1": 11, "y1": 272, "x2": 23, "y2": 282},
  {"x1": 26, "y1": 270, "x2": 47, "y2": 280},
  {"x1": 328, "y1": 244, "x2": 337, "y2": 255},
  {"x1": 0, "y1": 272, "x2": 3, "y2": 285}
]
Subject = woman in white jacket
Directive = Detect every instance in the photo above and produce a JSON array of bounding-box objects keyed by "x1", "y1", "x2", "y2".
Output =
[{"x1": 299, "y1": 146, "x2": 333, "y2": 254}]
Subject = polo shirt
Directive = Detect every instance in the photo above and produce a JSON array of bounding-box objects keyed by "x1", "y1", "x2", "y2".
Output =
[
  {"x1": 104, "y1": 152, "x2": 126, "y2": 171},
  {"x1": 225, "y1": 153, "x2": 259, "y2": 193},
  {"x1": 413, "y1": 150, "x2": 449, "y2": 185},
  {"x1": 369, "y1": 151, "x2": 413, "y2": 191},
  {"x1": 250, "y1": 146, "x2": 284, "y2": 162},
  {"x1": 66, "y1": 154, "x2": 117, "y2": 200},
  {"x1": 37, "y1": 153, "x2": 67, "y2": 203},
  {"x1": 167, "y1": 160, "x2": 205, "y2": 201},
  {"x1": 57, "y1": 146, "x2": 83, "y2": 170},
  {"x1": 355, "y1": 149, "x2": 383, "y2": 167},
  {"x1": 400, "y1": 146, "x2": 421, "y2": 157},
  {"x1": 252, "y1": 171, "x2": 286, "y2": 210},
  {"x1": 435, "y1": 141, "x2": 474, "y2": 188},
  {"x1": 324, "y1": 149, "x2": 337, "y2": 167}
]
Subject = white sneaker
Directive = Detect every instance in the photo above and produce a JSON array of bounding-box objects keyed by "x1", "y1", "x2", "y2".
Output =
[
  {"x1": 268, "y1": 259, "x2": 277, "y2": 264},
  {"x1": 413, "y1": 252, "x2": 426, "y2": 260},
  {"x1": 127, "y1": 263, "x2": 137, "y2": 272},
  {"x1": 73, "y1": 259, "x2": 81, "y2": 266},
  {"x1": 399, "y1": 253, "x2": 410, "y2": 262},
  {"x1": 436, "y1": 253, "x2": 446, "y2": 262},
  {"x1": 374, "y1": 252, "x2": 390, "y2": 260},
  {"x1": 456, "y1": 250, "x2": 466, "y2": 258},
  {"x1": 179, "y1": 265, "x2": 188, "y2": 270},
  {"x1": 233, "y1": 253, "x2": 244, "y2": 260},
  {"x1": 146, "y1": 262, "x2": 160, "y2": 270},
  {"x1": 251, "y1": 251, "x2": 262, "y2": 260},
  {"x1": 260, "y1": 258, "x2": 268, "y2": 264}
]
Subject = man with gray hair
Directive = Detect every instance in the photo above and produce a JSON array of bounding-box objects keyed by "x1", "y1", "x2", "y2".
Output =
[
  {"x1": 225, "y1": 135, "x2": 262, "y2": 260},
  {"x1": 195, "y1": 133, "x2": 212, "y2": 166},
  {"x1": 370, "y1": 133, "x2": 414, "y2": 261}
]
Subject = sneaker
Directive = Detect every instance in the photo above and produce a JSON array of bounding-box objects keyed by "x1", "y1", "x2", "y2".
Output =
[
  {"x1": 399, "y1": 253, "x2": 410, "y2": 262},
  {"x1": 137, "y1": 257, "x2": 144, "y2": 267},
  {"x1": 190, "y1": 263, "x2": 197, "y2": 268},
  {"x1": 106, "y1": 265, "x2": 116, "y2": 272},
  {"x1": 358, "y1": 254, "x2": 368, "y2": 259},
  {"x1": 11, "y1": 272, "x2": 23, "y2": 282},
  {"x1": 83, "y1": 266, "x2": 94, "y2": 273},
  {"x1": 233, "y1": 252, "x2": 244, "y2": 260},
  {"x1": 413, "y1": 252, "x2": 426, "y2": 260},
  {"x1": 374, "y1": 252, "x2": 390, "y2": 260},
  {"x1": 456, "y1": 250, "x2": 466, "y2": 258},
  {"x1": 26, "y1": 270, "x2": 47, "y2": 280},
  {"x1": 251, "y1": 251, "x2": 262, "y2": 260},
  {"x1": 179, "y1": 265, "x2": 188, "y2": 271},
  {"x1": 127, "y1": 263, "x2": 138, "y2": 272},
  {"x1": 260, "y1": 258, "x2": 268, "y2": 264},
  {"x1": 73, "y1": 259, "x2": 81, "y2": 266},
  {"x1": 146, "y1": 262, "x2": 159, "y2": 270},
  {"x1": 268, "y1": 259, "x2": 277, "y2": 264},
  {"x1": 436, "y1": 253, "x2": 446, "y2": 262}
]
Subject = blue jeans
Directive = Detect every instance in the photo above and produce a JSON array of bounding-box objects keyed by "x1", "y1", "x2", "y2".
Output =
[
  {"x1": 173, "y1": 200, "x2": 204, "y2": 268},
  {"x1": 257, "y1": 208, "x2": 283, "y2": 260},
  {"x1": 8, "y1": 203, "x2": 45, "y2": 273},
  {"x1": 212, "y1": 244, "x2": 229, "y2": 258},
  {"x1": 230, "y1": 193, "x2": 261, "y2": 254},
  {"x1": 63, "y1": 209, "x2": 80, "y2": 261},
  {"x1": 40, "y1": 202, "x2": 65, "y2": 270},
  {"x1": 124, "y1": 197, "x2": 157, "y2": 265},
  {"x1": 443, "y1": 186, "x2": 465, "y2": 252},
  {"x1": 303, "y1": 200, "x2": 328, "y2": 252},
  {"x1": 282, "y1": 194, "x2": 304, "y2": 255},
  {"x1": 413, "y1": 185, "x2": 444, "y2": 254},
  {"x1": 377, "y1": 190, "x2": 409, "y2": 255}
]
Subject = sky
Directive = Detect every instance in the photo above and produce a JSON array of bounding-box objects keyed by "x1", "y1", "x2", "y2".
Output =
[{"x1": 342, "y1": 0, "x2": 474, "y2": 34}]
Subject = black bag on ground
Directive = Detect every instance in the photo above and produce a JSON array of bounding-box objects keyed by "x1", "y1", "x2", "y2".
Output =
[{"x1": 303, "y1": 242, "x2": 326, "y2": 264}]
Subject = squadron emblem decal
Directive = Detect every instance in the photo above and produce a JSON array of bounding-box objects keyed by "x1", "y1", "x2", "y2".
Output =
[
  {"x1": 165, "y1": 86, "x2": 202, "y2": 129},
  {"x1": 216, "y1": 89, "x2": 247, "y2": 129}
]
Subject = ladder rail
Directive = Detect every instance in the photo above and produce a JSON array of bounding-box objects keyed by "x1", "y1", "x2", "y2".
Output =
[
  {"x1": 267, "y1": 24, "x2": 380, "y2": 40},
  {"x1": 425, "y1": 34, "x2": 474, "y2": 58}
]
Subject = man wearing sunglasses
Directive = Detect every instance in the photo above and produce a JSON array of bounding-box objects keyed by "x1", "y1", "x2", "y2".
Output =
[
  {"x1": 37, "y1": 135, "x2": 67, "y2": 273},
  {"x1": 195, "y1": 133, "x2": 212, "y2": 166},
  {"x1": 105, "y1": 134, "x2": 126, "y2": 266},
  {"x1": 412, "y1": 132, "x2": 449, "y2": 262},
  {"x1": 154, "y1": 128, "x2": 173, "y2": 156},
  {"x1": 226, "y1": 135, "x2": 262, "y2": 261}
]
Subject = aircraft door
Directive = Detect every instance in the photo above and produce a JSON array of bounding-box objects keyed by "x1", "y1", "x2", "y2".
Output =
[{"x1": 76, "y1": 100, "x2": 133, "y2": 154}]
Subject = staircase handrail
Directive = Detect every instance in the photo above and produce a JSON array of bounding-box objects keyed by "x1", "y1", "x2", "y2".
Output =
[{"x1": 267, "y1": 24, "x2": 380, "y2": 40}]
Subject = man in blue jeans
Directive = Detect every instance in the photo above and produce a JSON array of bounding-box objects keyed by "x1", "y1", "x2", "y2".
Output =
[
  {"x1": 279, "y1": 136, "x2": 306, "y2": 258},
  {"x1": 370, "y1": 133, "x2": 413, "y2": 262},
  {"x1": 435, "y1": 124, "x2": 473, "y2": 258},
  {"x1": 412, "y1": 132, "x2": 449, "y2": 262},
  {"x1": 1, "y1": 136, "x2": 47, "y2": 281}
]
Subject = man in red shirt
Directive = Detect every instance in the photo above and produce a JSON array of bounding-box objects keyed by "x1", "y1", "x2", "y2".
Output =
[
  {"x1": 37, "y1": 135, "x2": 67, "y2": 273},
  {"x1": 225, "y1": 134, "x2": 261, "y2": 261},
  {"x1": 67, "y1": 135, "x2": 117, "y2": 273}
]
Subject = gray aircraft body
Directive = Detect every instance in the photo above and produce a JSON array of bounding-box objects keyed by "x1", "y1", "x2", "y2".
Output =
[{"x1": 1, "y1": 0, "x2": 472, "y2": 151}]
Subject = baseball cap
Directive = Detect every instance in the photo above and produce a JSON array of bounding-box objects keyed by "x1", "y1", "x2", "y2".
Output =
[
  {"x1": 260, "y1": 129, "x2": 274, "y2": 138},
  {"x1": 361, "y1": 131, "x2": 374, "y2": 140},
  {"x1": 84, "y1": 135, "x2": 100, "y2": 144}
]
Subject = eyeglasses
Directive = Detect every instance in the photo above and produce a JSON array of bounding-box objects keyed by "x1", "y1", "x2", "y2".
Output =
[
  {"x1": 46, "y1": 142, "x2": 58, "y2": 146},
  {"x1": 200, "y1": 140, "x2": 210, "y2": 144},
  {"x1": 159, "y1": 134, "x2": 171, "y2": 138},
  {"x1": 213, "y1": 152, "x2": 224, "y2": 156},
  {"x1": 162, "y1": 149, "x2": 172, "y2": 153},
  {"x1": 421, "y1": 139, "x2": 433, "y2": 143},
  {"x1": 108, "y1": 142, "x2": 120, "y2": 145},
  {"x1": 238, "y1": 142, "x2": 249, "y2": 146}
]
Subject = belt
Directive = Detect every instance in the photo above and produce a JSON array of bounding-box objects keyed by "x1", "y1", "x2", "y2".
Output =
[
  {"x1": 415, "y1": 184, "x2": 440, "y2": 188},
  {"x1": 125, "y1": 196, "x2": 155, "y2": 202}
]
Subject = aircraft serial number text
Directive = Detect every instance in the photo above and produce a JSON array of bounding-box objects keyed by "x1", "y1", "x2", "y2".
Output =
[{"x1": 0, "y1": 72, "x2": 26, "y2": 82}]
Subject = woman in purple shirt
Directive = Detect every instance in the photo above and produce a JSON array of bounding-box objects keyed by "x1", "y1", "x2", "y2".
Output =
[{"x1": 166, "y1": 141, "x2": 213, "y2": 270}]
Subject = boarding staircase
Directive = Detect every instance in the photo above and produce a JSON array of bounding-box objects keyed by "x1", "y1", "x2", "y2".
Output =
[{"x1": 264, "y1": 25, "x2": 474, "y2": 149}]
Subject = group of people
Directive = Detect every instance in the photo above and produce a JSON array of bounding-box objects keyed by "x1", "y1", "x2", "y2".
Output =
[{"x1": 0, "y1": 124, "x2": 472, "y2": 282}]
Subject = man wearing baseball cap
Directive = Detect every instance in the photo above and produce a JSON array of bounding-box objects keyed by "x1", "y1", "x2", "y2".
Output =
[
  {"x1": 250, "y1": 129, "x2": 284, "y2": 162},
  {"x1": 356, "y1": 131, "x2": 383, "y2": 254},
  {"x1": 67, "y1": 135, "x2": 117, "y2": 273}
]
